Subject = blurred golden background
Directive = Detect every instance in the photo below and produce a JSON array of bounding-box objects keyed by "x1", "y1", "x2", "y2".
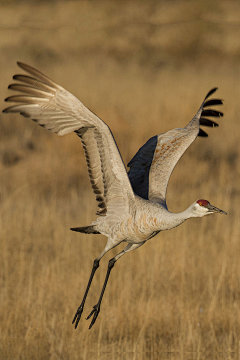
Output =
[{"x1": 0, "y1": 1, "x2": 240, "y2": 359}]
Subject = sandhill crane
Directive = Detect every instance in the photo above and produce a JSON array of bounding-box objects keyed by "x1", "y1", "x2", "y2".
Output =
[{"x1": 3, "y1": 62, "x2": 227, "y2": 330}]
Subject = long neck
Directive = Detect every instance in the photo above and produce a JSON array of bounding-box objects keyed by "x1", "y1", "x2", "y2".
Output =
[{"x1": 156, "y1": 204, "x2": 194, "y2": 231}]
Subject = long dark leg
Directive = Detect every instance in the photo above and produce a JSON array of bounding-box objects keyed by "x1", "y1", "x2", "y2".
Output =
[
  {"x1": 86, "y1": 242, "x2": 145, "y2": 329},
  {"x1": 72, "y1": 241, "x2": 121, "y2": 329},
  {"x1": 72, "y1": 258, "x2": 100, "y2": 329},
  {"x1": 86, "y1": 257, "x2": 116, "y2": 329},
  {"x1": 72, "y1": 247, "x2": 110, "y2": 329}
]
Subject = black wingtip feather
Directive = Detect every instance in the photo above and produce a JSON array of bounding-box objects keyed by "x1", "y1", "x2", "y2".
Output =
[
  {"x1": 198, "y1": 128, "x2": 208, "y2": 137},
  {"x1": 203, "y1": 99, "x2": 223, "y2": 108},
  {"x1": 200, "y1": 118, "x2": 219, "y2": 127},
  {"x1": 201, "y1": 89, "x2": 224, "y2": 128},
  {"x1": 205, "y1": 87, "x2": 218, "y2": 100},
  {"x1": 202, "y1": 109, "x2": 223, "y2": 118}
]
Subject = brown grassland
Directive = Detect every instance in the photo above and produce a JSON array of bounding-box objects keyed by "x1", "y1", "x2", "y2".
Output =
[{"x1": 1, "y1": 1, "x2": 240, "y2": 359}]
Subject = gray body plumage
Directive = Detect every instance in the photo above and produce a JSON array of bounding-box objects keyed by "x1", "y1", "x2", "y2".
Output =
[{"x1": 3, "y1": 63, "x2": 225, "y2": 329}]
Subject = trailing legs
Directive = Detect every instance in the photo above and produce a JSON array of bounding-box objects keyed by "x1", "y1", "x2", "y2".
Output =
[
  {"x1": 87, "y1": 242, "x2": 145, "y2": 329},
  {"x1": 72, "y1": 247, "x2": 109, "y2": 329}
]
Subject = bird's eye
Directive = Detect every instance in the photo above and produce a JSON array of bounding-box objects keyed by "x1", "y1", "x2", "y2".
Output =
[{"x1": 197, "y1": 199, "x2": 209, "y2": 207}]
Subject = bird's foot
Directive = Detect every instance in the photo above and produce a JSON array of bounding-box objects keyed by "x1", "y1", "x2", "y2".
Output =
[
  {"x1": 72, "y1": 304, "x2": 84, "y2": 329},
  {"x1": 86, "y1": 304, "x2": 100, "y2": 329}
]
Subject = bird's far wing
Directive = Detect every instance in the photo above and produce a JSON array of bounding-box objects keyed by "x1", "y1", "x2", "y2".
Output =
[
  {"x1": 127, "y1": 135, "x2": 158, "y2": 201},
  {"x1": 128, "y1": 88, "x2": 223, "y2": 205},
  {"x1": 3, "y1": 62, "x2": 135, "y2": 218}
]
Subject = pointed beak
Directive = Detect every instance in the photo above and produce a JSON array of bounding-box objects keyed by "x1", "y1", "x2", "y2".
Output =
[{"x1": 207, "y1": 203, "x2": 227, "y2": 215}]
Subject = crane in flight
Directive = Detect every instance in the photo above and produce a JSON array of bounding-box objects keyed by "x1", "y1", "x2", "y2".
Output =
[{"x1": 3, "y1": 63, "x2": 227, "y2": 329}]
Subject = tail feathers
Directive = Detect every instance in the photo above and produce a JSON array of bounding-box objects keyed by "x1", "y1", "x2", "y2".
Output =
[{"x1": 70, "y1": 225, "x2": 100, "y2": 234}]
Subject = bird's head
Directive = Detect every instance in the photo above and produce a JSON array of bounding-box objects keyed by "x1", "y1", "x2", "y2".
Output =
[{"x1": 190, "y1": 199, "x2": 227, "y2": 217}]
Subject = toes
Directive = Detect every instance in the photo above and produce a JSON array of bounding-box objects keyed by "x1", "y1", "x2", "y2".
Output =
[
  {"x1": 86, "y1": 309, "x2": 94, "y2": 320},
  {"x1": 89, "y1": 312, "x2": 99, "y2": 329},
  {"x1": 72, "y1": 312, "x2": 78, "y2": 324},
  {"x1": 86, "y1": 305, "x2": 100, "y2": 329},
  {"x1": 75, "y1": 315, "x2": 81, "y2": 329},
  {"x1": 72, "y1": 305, "x2": 84, "y2": 328},
  {"x1": 86, "y1": 305, "x2": 97, "y2": 320},
  {"x1": 89, "y1": 318, "x2": 96, "y2": 329}
]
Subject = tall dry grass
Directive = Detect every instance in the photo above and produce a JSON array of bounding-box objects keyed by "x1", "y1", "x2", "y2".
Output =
[{"x1": 1, "y1": 1, "x2": 240, "y2": 359}]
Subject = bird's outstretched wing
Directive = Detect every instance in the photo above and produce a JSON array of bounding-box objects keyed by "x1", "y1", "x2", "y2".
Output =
[
  {"x1": 3, "y1": 62, "x2": 135, "y2": 219},
  {"x1": 128, "y1": 88, "x2": 223, "y2": 206}
]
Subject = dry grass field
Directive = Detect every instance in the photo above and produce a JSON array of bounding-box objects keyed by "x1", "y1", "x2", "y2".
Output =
[{"x1": 0, "y1": 1, "x2": 240, "y2": 359}]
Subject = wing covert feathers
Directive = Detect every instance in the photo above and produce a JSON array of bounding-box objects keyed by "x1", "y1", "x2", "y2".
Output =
[{"x1": 3, "y1": 62, "x2": 135, "y2": 217}]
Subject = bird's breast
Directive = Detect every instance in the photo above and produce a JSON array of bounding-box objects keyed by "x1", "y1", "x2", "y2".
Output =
[{"x1": 113, "y1": 212, "x2": 161, "y2": 243}]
